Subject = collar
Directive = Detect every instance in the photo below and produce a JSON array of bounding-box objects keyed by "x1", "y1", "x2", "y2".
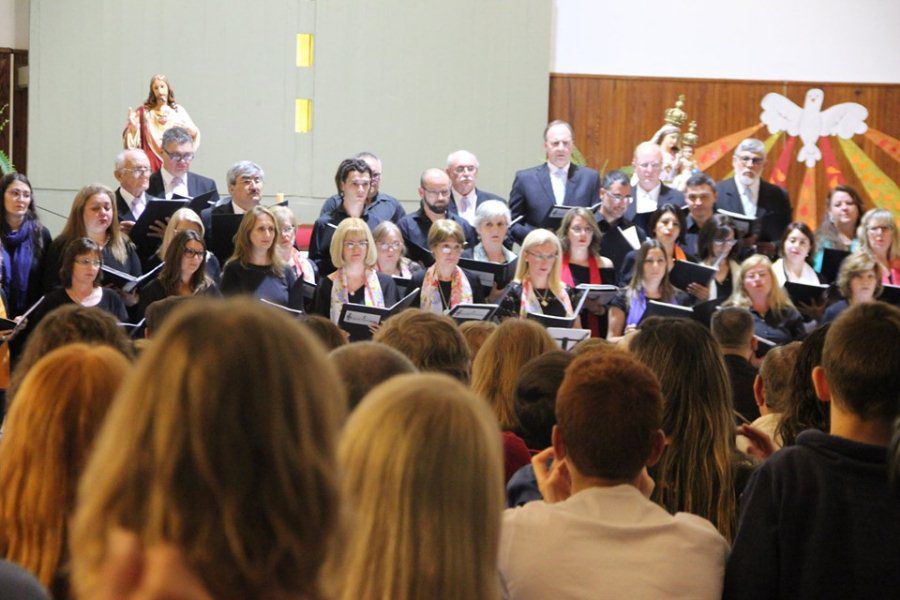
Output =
[
  {"x1": 231, "y1": 200, "x2": 247, "y2": 215},
  {"x1": 546, "y1": 161, "x2": 571, "y2": 176}
]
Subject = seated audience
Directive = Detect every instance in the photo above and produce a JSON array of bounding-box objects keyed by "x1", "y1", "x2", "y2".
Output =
[
  {"x1": 631, "y1": 317, "x2": 754, "y2": 541},
  {"x1": 499, "y1": 349, "x2": 728, "y2": 599},
  {"x1": 498, "y1": 229, "x2": 576, "y2": 321},
  {"x1": 775, "y1": 323, "x2": 831, "y2": 447},
  {"x1": 70, "y1": 299, "x2": 344, "y2": 600},
  {"x1": 722, "y1": 254, "x2": 805, "y2": 345},
  {"x1": 372, "y1": 221, "x2": 421, "y2": 278},
  {"x1": 822, "y1": 251, "x2": 882, "y2": 324},
  {"x1": 812, "y1": 185, "x2": 862, "y2": 273},
  {"x1": 299, "y1": 314, "x2": 348, "y2": 350},
  {"x1": 857, "y1": 207, "x2": 900, "y2": 285},
  {"x1": 325, "y1": 373, "x2": 502, "y2": 599},
  {"x1": 736, "y1": 342, "x2": 801, "y2": 455},
  {"x1": 142, "y1": 295, "x2": 193, "y2": 339},
  {"x1": 0, "y1": 559, "x2": 50, "y2": 600},
  {"x1": 711, "y1": 307, "x2": 760, "y2": 423},
  {"x1": 373, "y1": 309, "x2": 470, "y2": 382},
  {"x1": 724, "y1": 303, "x2": 900, "y2": 599},
  {"x1": 329, "y1": 341, "x2": 417, "y2": 410},
  {"x1": 0, "y1": 344, "x2": 130, "y2": 597},
  {"x1": 457, "y1": 320, "x2": 497, "y2": 361},
  {"x1": 410, "y1": 219, "x2": 484, "y2": 312}
]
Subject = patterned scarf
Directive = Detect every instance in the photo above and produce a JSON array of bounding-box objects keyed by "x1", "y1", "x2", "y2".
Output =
[
  {"x1": 519, "y1": 278, "x2": 573, "y2": 318},
  {"x1": 328, "y1": 267, "x2": 385, "y2": 323},
  {"x1": 420, "y1": 265, "x2": 473, "y2": 313}
]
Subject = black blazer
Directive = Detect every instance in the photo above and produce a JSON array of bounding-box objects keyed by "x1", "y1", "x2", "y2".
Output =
[
  {"x1": 508, "y1": 163, "x2": 600, "y2": 244},
  {"x1": 624, "y1": 184, "x2": 685, "y2": 232},
  {"x1": 147, "y1": 170, "x2": 220, "y2": 205},
  {"x1": 715, "y1": 178, "x2": 791, "y2": 243}
]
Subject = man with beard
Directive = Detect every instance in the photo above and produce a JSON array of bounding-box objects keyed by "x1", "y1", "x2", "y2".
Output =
[
  {"x1": 597, "y1": 170, "x2": 647, "y2": 271},
  {"x1": 444, "y1": 149, "x2": 505, "y2": 227},
  {"x1": 715, "y1": 139, "x2": 791, "y2": 258},
  {"x1": 398, "y1": 168, "x2": 477, "y2": 265}
]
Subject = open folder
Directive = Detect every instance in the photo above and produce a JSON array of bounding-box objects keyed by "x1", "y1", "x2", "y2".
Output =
[
  {"x1": 526, "y1": 290, "x2": 588, "y2": 329},
  {"x1": 668, "y1": 260, "x2": 717, "y2": 291},
  {"x1": 783, "y1": 281, "x2": 829, "y2": 307},
  {"x1": 457, "y1": 257, "x2": 517, "y2": 290},
  {"x1": 129, "y1": 198, "x2": 186, "y2": 256},
  {"x1": 539, "y1": 201, "x2": 602, "y2": 229},
  {"x1": 338, "y1": 288, "x2": 420, "y2": 340},
  {"x1": 446, "y1": 303, "x2": 500, "y2": 323},
  {"x1": 101, "y1": 262, "x2": 164, "y2": 293}
]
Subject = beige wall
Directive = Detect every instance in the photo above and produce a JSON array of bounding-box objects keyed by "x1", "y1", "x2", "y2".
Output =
[{"x1": 0, "y1": 0, "x2": 28, "y2": 49}]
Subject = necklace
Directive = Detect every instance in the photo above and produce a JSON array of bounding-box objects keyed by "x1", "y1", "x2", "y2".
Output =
[{"x1": 535, "y1": 288, "x2": 553, "y2": 308}]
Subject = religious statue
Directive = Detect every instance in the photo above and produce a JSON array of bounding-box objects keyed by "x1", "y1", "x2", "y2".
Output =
[
  {"x1": 671, "y1": 121, "x2": 700, "y2": 191},
  {"x1": 649, "y1": 95, "x2": 688, "y2": 184}
]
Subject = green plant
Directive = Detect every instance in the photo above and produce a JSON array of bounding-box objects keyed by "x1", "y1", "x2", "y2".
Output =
[{"x1": 0, "y1": 104, "x2": 13, "y2": 174}]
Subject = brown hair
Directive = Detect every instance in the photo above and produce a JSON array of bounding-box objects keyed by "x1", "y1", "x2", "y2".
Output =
[
  {"x1": 816, "y1": 185, "x2": 864, "y2": 251},
  {"x1": 300, "y1": 314, "x2": 348, "y2": 351},
  {"x1": 471, "y1": 319, "x2": 556, "y2": 431},
  {"x1": 557, "y1": 349, "x2": 662, "y2": 480},
  {"x1": 70, "y1": 299, "x2": 345, "y2": 599},
  {"x1": 329, "y1": 342, "x2": 417, "y2": 411},
  {"x1": 0, "y1": 344, "x2": 130, "y2": 591},
  {"x1": 711, "y1": 306, "x2": 755, "y2": 350},
  {"x1": 373, "y1": 309, "x2": 471, "y2": 383},
  {"x1": 776, "y1": 324, "x2": 831, "y2": 446},
  {"x1": 143, "y1": 74, "x2": 178, "y2": 110},
  {"x1": 628, "y1": 240, "x2": 676, "y2": 302},
  {"x1": 56, "y1": 184, "x2": 129, "y2": 264},
  {"x1": 457, "y1": 320, "x2": 497, "y2": 361},
  {"x1": 836, "y1": 251, "x2": 883, "y2": 301},
  {"x1": 158, "y1": 229, "x2": 212, "y2": 295},
  {"x1": 58, "y1": 237, "x2": 103, "y2": 288},
  {"x1": 758, "y1": 342, "x2": 801, "y2": 413},
  {"x1": 514, "y1": 350, "x2": 573, "y2": 450},
  {"x1": 557, "y1": 206, "x2": 602, "y2": 257},
  {"x1": 226, "y1": 206, "x2": 285, "y2": 277},
  {"x1": 427, "y1": 218, "x2": 466, "y2": 249}
]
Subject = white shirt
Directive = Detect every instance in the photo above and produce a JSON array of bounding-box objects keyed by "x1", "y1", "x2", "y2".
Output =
[
  {"x1": 499, "y1": 485, "x2": 728, "y2": 600},
  {"x1": 735, "y1": 176, "x2": 760, "y2": 217},
  {"x1": 635, "y1": 182, "x2": 661, "y2": 215},
  {"x1": 230, "y1": 200, "x2": 247, "y2": 215},
  {"x1": 161, "y1": 168, "x2": 189, "y2": 200},
  {"x1": 119, "y1": 188, "x2": 146, "y2": 221},
  {"x1": 772, "y1": 258, "x2": 820, "y2": 286},
  {"x1": 548, "y1": 162, "x2": 569, "y2": 205},
  {"x1": 454, "y1": 189, "x2": 478, "y2": 225}
]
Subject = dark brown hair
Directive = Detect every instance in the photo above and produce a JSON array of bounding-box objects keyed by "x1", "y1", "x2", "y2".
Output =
[{"x1": 373, "y1": 309, "x2": 471, "y2": 383}]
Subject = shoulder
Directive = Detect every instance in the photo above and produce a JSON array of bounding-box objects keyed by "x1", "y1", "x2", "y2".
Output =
[
  {"x1": 514, "y1": 164, "x2": 546, "y2": 180},
  {"x1": 572, "y1": 165, "x2": 600, "y2": 181}
]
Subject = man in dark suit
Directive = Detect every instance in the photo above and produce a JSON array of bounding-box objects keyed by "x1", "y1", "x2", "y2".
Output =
[
  {"x1": 597, "y1": 170, "x2": 647, "y2": 274},
  {"x1": 445, "y1": 149, "x2": 504, "y2": 226},
  {"x1": 146, "y1": 126, "x2": 219, "y2": 206},
  {"x1": 715, "y1": 138, "x2": 791, "y2": 258},
  {"x1": 200, "y1": 161, "x2": 263, "y2": 259},
  {"x1": 397, "y1": 168, "x2": 478, "y2": 264},
  {"x1": 113, "y1": 148, "x2": 159, "y2": 230},
  {"x1": 508, "y1": 120, "x2": 600, "y2": 244},
  {"x1": 625, "y1": 142, "x2": 685, "y2": 232},
  {"x1": 318, "y1": 151, "x2": 406, "y2": 224}
]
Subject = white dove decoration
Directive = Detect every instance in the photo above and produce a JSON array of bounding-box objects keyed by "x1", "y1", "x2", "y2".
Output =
[{"x1": 760, "y1": 88, "x2": 868, "y2": 167}]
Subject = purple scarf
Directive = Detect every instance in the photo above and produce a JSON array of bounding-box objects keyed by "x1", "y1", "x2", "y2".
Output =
[{"x1": 2, "y1": 220, "x2": 36, "y2": 316}]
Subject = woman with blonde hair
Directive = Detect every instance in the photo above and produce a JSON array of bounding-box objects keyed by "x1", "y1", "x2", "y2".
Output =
[
  {"x1": 723, "y1": 254, "x2": 805, "y2": 344},
  {"x1": 499, "y1": 228, "x2": 575, "y2": 320},
  {"x1": 857, "y1": 207, "x2": 900, "y2": 285},
  {"x1": 221, "y1": 206, "x2": 300, "y2": 307},
  {"x1": 70, "y1": 298, "x2": 345, "y2": 600},
  {"x1": 148, "y1": 207, "x2": 221, "y2": 282},
  {"x1": 325, "y1": 373, "x2": 503, "y2": 600},
  {"x1": 410, "y1": 219, "x2": 483, "y2": 313},
  {"x1": 0, "y1": 344, "x2": 130, "y2": 597},
  {"x1": 312, "y1": 218, "x2": 399, "y2": 340},
  {"x1": 42, "y1": 184, "x2": 141, "y2": 293},
  {"x1": 270, "y1": 205, "x2": 317, "y2": 285},
  {"x1": 471, "y1": 318, "x2": 555, "y2": 433},
  {"x1": 373, "y1": 220, "x2": 421, "y2": 278}
]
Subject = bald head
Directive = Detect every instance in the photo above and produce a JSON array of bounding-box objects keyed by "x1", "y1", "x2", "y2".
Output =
[
  {"x1": 633, "y1": 142, "x2": 664, "y2": 191},
  {"x1": 419, "y1": 168, "x2": 452, "y2": 217}
]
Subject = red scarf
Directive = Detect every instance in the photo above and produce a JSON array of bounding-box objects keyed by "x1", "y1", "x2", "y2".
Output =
[{"x1": 561, "y1": 253, "x2": 603, "y2": 337}]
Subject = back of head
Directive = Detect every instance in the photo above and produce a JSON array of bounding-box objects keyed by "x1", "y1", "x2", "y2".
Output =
[
  {"x1": 471, "y1": 319, "x2": 556, "y2": 432},
  {"x1": 330, "y1": 373, "x2": 502, "y2": 600},
  {"x1": 758, "y1": 342, "x2": 801, "y2": 413},
  {"x1": 373, "y1": 309, "x2": 470, "y2": 382},
  {"x1": 777, "y1": 324, "x2": 831, "y2": 446},
  {"x1": 329, "y1": 341, "x2": 417, "y2": 411},
  {"x1": 457, "y1": 320, "x2": 497, "y2": 361},
  {"x1": 71, "y1": 299, "x2": 345, "y2": 600},
  {"x1": 0, "y1": 344, "x2": 130, "y2": 590},
  {"x1": 514, "y1": 350, "x2": 573, "y2": 450},
  {"x1": 557, "y1": 349, "x2": 662, "y2": 480},
  {"x1": 711, "y1": 307, "x2": 755, "y2": 352},
  {"x1": 301, "y1": 314, "x2": 349, "y2": 350},
  {"x1": 822, "y1": 302, "x2": 900, "y2": 422},
  {"x1": 144, "y1": 296, "x2": 194, "y2": 336}
]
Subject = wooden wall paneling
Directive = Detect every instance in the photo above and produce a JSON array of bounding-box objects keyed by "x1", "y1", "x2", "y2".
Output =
[
  {"x1": 0, "y1": 50, "x2": 11, "y2": 162},
  {"x1": 549, "y1": 74, "x2": 900, "y2": 217},
  {"x1": 12, "y1": 50, "x2": 28, "y2": 175}
]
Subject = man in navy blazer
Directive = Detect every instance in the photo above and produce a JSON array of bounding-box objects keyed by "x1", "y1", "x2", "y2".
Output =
[
  {"x1": 146, "y1": 126, "x2": 219, "y2": 206},
  {"x1": 715, "y1": 138, "x2": 791, "y2": 257},
  {"x1": 444, "y1": 149, "x2": 505, "y2": 226},
  {"x1": 508, "y1": 121, "x2": 600, "y2": 244},
  {"x1": 625, "y1": 142, "x2": 685, "y2": 232}
]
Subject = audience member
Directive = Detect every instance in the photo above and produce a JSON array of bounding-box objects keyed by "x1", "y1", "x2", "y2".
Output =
[
  {"x1": 570, "y1": 336, "x2": 612, "y2": 356},
  {"x1": 373, "y1": 309, "x2": 470, "y2": 381},
  {"x1": 724, "y1": 303, "x2": 900, "y2": 599},
  {"x1": 822, "y1": 251, "x2": 882, "y2": 323},
  {"x1": 325, "y1": 373, "x2": 503, "y2": 600},
  {"x1": 509, "y1": 120, "x2": 600, "y2": 244},
  {"x1": 143, "y1": 295, "x2": 193, "y2": 339},
  {"x1": 146, "y1": 126, "x2": 218, "y2": 203},
  {"x1": 70, "y1": 299, "x2": 344, "y2": 600},
  {"x1": 409, "y1": 219, "x2": 484, "y2": 312},
  {"x1": 318, "y1": 151, "x2": 405, "y2": 224},
  {"x1": 329, "y1": 341, "x2": 416, "y2": 410},
  {"x1": 631, "y1": 317, "x2": 753, "y2": 541},
  {"x1": 499, "y1": 349, "x2": 728, "y2": 599},
  {"x1": 300, "y1": 314, "x2": 348, "y2": 350},
  {"x1": 723, "y1": 254, "x2": 805, "y2": 344},
  {"x1": 857, "y1": 207, "x2": 900, "y2": 285},
  {"x1": 775, "y1": 323, "x2": 831, "y2": 447},
  {"x1": 445, "y1": 149, "x2": 505, "y2": 225},
  {"x1": 625, "y1": 142, "x2": 685, "y2": 232},
  {"x1": 0, "y1": 344, "x2": 130, "y2": 597},
  {"x1": 736, "y1": 342, "x2": 800, "y2": 455},
  {"x1": 711, "y1": 307, "x2": 760, "y2": 422},
  {"x1": 813, "y1": 185, "x2": 863, "y2": 273},
  {"x1": 457, "y1": 320, "x2": 497, "y2": 361}
]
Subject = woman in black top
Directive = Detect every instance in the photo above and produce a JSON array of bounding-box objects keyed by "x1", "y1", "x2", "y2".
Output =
[
  {"x1": 821, "y1": 252, "x2": 882, "y2": 324},
  {"x1": 1, "y1": 173, "x2": 52, "y2": 316},
  {"x1": 409, "y1": 219, "x2": 483, "y2": 313},
  {"x1": 498, "y1": 229, "x2": 576, "y2": 321},
  {"x1": 137, "y1": 230, "x2": 220, "y2": 319}
]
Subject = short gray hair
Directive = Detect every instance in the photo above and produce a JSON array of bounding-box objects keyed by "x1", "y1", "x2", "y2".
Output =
[
  {"x1": 473, "y1": 200, "x2": 511, "y2": 229},
  {"x1": 161, "y1": 126, "x2": 193, "y2": 149},
  {"x1": 226, "y1": 161, "x2": 265, "y2": 186},
  {"x1": 734, "y1": 138, "x2": 766, "y2": 157},
  {"x1": 114, "y1": 149, "x2": 148, "y2": 171},
  {"x1": 446, "y1": 150, "x2": 479, "y2": 169}
]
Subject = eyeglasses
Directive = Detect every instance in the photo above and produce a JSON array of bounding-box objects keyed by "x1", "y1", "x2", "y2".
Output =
[
  {"x1": 527, "y1": 250, "x2": 558, "y2": 261},
  {"x1": 867, "y1": 225, "x2": 891, "y2": 234},
  {"x1": 378, "y1": 241, "x2": 402, "y2": 251},
  {"x1": 452, "y1": 165, "x2": 477, "y2": 174},
  {"x1": 713, "y1": 238, "x2": 736, "y2": 247},
  {"x1": 604, "y1": 192, "x2": 630, "y2": 203},
  {"x1": 183, "y1": 248, "x2": 205, "y2": 258},
  {"x1": 438, "y1": 243, "x2": 463, "y2": 255},
  {"x1": 423, "y1": 188, "x2": 451, "y2": 198},
  {"x1": 569, "y1": 226, "x2": 593, "y2": 235},
  {"x1": 123, "y1": 167, "x2": 151, "y2": 176},
  {"x1": 280, "y1": 226, "x2": 296, "y2": 234},
  {"x1": 343, "y1": 240, "x2": 369, "y2": 250},
  {"x1": 165, "y1": 150, "x2": 195, "y2": 162},
  {"x1": 74, "y1": 258, "x2": 102, "y2": 267},
  {"x1": 735, "y1": 155, "x2": 764, "y2": 166},
  {"x1": 636, "y1": 162, "x2": 662, "y2": 169}
]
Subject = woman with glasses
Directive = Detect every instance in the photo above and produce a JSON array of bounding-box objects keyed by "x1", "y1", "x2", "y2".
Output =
[
  {"x1": 372, "y1": 221, "x2": 420, "y2": 278},
  {"x1": 556, "y1": 207, "x2": 613, "y2": 336},
  {"x1": 136, "y1": 230, "x2": 220, "y2": 319},
  {"x1": 857, "y1": 208, "x2": 900, "y2": 285},
  {"x1": 410, "y1": 219, "x2": 484, "y2": 313},
  {"x1": 0, "y1": 173, "x2": 52, "y2": 318},
  {"x1": 498, "y1": 229, "x2": 575, "y2": 320},
  {"x1": 221, "y1": 206, "x2": 301, "y2": 308},
  {"x1": 312, "y1": 218, "x2": 399, "y2": 341},
  {"x1": 30, "y1": 238, "x2": 129, "y2": 329},
  {"x1": 607, "y1": 240, "x2": 688, "y2": 342},
  {"x1": 620, "y1": 203, "x2": 691, "y2": 284},
  {"x1": 147, "y1": 207, "x2": 221, "y2": 283},
  {"x1": 687, "y1": 214, "x2": 741, "y2": 302},
  {"x1": 270, "y1": 205, "x2": 317, "y2": 284}
]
